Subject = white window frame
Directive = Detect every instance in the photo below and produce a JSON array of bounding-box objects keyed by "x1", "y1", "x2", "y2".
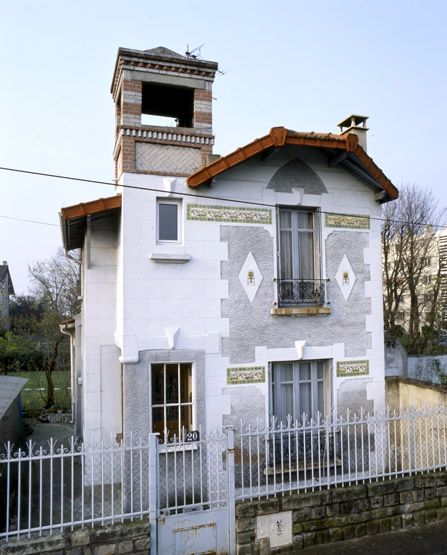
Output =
[
  {"x1": 270, "y1": 360, "x2": 330, "y2": 422},
  {"x1": 156, "y1": 198, "x2": 182, "y2": 243},
  {"x1": 149, "y1": 361, "x2": 195, "y2": 443},
  {"x1": 276, "y1": 207, "x2": 322, "y2": 306}
]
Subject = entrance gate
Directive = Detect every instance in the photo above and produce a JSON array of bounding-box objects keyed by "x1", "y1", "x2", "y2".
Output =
[{"x1": 150, "y1": 429, "x2": 236, "y2": 555}]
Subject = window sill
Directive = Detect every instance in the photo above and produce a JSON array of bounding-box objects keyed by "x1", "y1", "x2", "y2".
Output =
[
  {"x1": 271, "y1": 306, "x2": 331, "y2": 316},
  {"x1": 149, "y1": 253, "x2": 191, "y2": 264}
]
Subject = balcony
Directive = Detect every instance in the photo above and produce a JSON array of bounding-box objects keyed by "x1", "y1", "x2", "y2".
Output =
[{"x1": 276, "y1": 278, "x2": 327, "y2": 307}]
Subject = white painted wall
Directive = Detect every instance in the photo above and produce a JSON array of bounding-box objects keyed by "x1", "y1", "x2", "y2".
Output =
[{"x1": 81, "y1": 217, "x2": 121, "y2": 443}]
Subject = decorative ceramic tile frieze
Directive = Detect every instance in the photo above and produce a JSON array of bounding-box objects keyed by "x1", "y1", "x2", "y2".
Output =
[
  {"x1": 187, "y1": 204, "x2": 272, "y2": 224},
  {"x1": 226, "y1": 366, "x2": 266, "y2": 385},
  {"x1": 239, "y1": 252, "x2": 263, "y2": 303},
  {"x1": 336, "y1": 360, "x2": 369, "y2": 377},
  {"x1": 325, "y1": 213, "x2": 370, "y2": 230},
  {"x1": 335, "y1": 254, "x2": 356, "y2": 301}
]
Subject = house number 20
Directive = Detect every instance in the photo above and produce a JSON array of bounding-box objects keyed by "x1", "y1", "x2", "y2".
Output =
[{"x1": 184, "y1": 430, "x2": 200, "y2": 443}]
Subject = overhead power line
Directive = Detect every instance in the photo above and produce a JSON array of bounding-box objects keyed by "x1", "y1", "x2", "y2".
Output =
[
  {"x1": 0, "y1": 213, "x2": 59, "y2": 227},
  {"x1": 0, "y1": 165, "x2": 445, "y2": 230}
]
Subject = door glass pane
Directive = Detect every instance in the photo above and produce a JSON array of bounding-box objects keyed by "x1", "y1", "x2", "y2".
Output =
[
  {"x1": 280, "y1": 383, "x2": 293, "y2": 421},
  {"x1": 158, "y1": 203, "x2": 178, "y2": 240},
  {"x1": 166, "y1": 406, "x2": 179, "y2": 439},
  {"x1": 152, "y1": 407, "x2": 164, "y2": 437},
  {"x1": 279, "y1": 210, "x2": 292, "y2": 229},
  {"x1": 299, "y1": 383, "x2": 311, "y2": 417},
  {"x1": 151, "y1": 364, "x2": 164, "y2": 405},
  {"x1": 299, "y1": 363, "x2": 311, "y2": 381},
  {"x1": 280, "y1": 230, "x2": 293, "y2": 279},
  {"x1": 317, "y1": 362, "x2": 324, "y2": 380},
  {"x1": 318, "y1": 381, "x2": 324, "y2": 416},
  {"x1": 297, "y1": 211, "x2": 313, "y2": 230},
  {"x1": 166, "y1": 364, "x2": 179, "y2": 403},
  {"x1": 280, "y1": 363, "x2": 293, "y2": 382},
  {"x1": 298, "y1": 231, "x2": 314, "y2": 279},
  {"x1": 181, "y1": 405, "x2": 193, "y2": 432},
  {"x1": 180, "y1": 363, "x2": 192, "y2": 403}
]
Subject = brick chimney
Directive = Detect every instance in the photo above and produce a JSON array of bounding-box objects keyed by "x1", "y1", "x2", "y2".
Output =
[
  {"x1": 111, "y1": 47, "x2": 218, "y2": 179},
  {"x1": 338, "y1": 115, "x2": 369, "y2": 151}
]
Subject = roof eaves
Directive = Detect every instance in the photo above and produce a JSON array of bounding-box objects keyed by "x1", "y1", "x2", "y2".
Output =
[
  {"x1": 60, "y1": 195, "x2": 122, "y2": 251},
  {"x1": 187, "y1": 130, "x2": 278, "y2": 187},
  {"x1": 187, "y1": 127, "x2": 347, "y2": 188},
  {"x1": 187, "y1": 127, "x2": 398, "y2": 202},
  {"x1": 350, "y1": 144, "x2": 398, "y2": 201},
  {"x1": 60, "y1": 195, "x2": 122, "y2": 221}
]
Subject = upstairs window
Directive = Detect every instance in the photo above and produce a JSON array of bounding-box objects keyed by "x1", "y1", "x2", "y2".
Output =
[
  {"x1": 157, "y1": 199, "x2": 182, "y2": 242},
  {"x1": 277, "y1": 208, "x2": 323, "y2": 306}
]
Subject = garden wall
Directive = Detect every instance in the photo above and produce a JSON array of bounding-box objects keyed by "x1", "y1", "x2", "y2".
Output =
[
  {"x1": 0, "y1": 520, "x2": 149, "y2": 555},
  {"x1": 236, "y1": 471, "x2": 447, "y2": 553}
]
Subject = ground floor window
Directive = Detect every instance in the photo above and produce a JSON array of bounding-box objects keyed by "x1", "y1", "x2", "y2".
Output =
[
  {"x1": 271, "y1": 360, "x2": 327, "y2": 422},
  {"x1": 151, "y1": 362, "x2": 193, "y2": 442}
]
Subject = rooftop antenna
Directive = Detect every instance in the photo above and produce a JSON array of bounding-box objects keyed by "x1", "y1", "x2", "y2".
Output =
[{"x1": 185, "y1": 43, "x2": 204, "y2": 59}]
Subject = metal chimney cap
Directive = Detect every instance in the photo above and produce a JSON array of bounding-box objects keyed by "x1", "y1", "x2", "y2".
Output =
[{"x1": 338, "y1": 114, "x2": 369, "y2": 131}]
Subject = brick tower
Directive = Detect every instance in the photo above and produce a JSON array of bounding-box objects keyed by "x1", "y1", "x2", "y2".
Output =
[{"x1": 111, "y1": 46, "x2": 218, "y2": 180}]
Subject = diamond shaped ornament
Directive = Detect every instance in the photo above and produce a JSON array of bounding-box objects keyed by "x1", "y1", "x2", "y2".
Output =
[
  {"x1": 239, "y1": 252, "x2": 263, "y2": 303},
  {"x1": 335, "y1": 254, "x2": 356, "y2": 301}
]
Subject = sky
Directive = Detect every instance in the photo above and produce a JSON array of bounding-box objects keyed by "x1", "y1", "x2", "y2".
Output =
[{"x1": 1, "y1": 0, "x2": 447, "y2": 294}]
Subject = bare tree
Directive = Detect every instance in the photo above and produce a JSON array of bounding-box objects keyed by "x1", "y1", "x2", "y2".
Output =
[
  {"x1": 382, "y1": 185, "x2": 445, "y2": 353},
  {"x1": 28, "y1": 249, "x2": 81, "y2": 409}
]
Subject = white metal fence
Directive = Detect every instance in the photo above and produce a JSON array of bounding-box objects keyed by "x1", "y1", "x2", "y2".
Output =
[
  {"x1": 2, "y1": 407, "x2": 447, "y2": 541},
  {"x1": 234, "y1": 406, "x2": 447, "y2": 500}
]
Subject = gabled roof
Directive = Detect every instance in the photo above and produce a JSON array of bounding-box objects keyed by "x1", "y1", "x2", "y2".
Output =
[
  {"x1": 0, "y1": 264, "x2": 14, "y2": 295},
  {"x1": 187, "y1": 127, "x2": 398, "y2": 202},
  {"x1": 60, "y1": 195, "x2": 121, "y2": 251}
]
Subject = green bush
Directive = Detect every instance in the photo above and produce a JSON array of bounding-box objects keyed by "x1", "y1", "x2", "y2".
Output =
[{"x1": 0, "y1": 332, "x2": 44, "y2": 373}]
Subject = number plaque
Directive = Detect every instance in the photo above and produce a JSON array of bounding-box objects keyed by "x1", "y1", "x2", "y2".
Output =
[{"x1": 184, "y1": 430, "x2": 200, "y2": 443}]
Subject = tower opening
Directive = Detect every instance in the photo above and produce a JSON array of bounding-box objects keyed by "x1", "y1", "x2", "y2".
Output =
[{"x1": 141, "y1": 82, "x2": 194, "y2": 128}]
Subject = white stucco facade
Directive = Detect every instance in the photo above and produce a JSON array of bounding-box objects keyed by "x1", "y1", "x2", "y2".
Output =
[
  {"x1": 75, "y1": 147, "x2": 388, "y2": 442},
  {"x1": 62, "y1": 46, "x2": 396, "y2": 444}
]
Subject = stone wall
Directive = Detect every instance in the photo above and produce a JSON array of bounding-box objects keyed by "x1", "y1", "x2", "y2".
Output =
[
  {"x1": 408, "y1": 355, "x2": 447, "y2": 385},
  {"x1": 386, "y1": 376, "x2": 447, "y2": 410},
  {"x1": 0, "y1": 520, "x2": 149, "y2": 555},
  {"x1": 236, "y1": 472, "x2": 447, "y2": 553}
]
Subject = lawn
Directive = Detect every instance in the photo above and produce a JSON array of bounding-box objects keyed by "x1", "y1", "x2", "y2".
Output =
[{"x1": 14, "y1": 370, "x2": 71, "y2": 416}]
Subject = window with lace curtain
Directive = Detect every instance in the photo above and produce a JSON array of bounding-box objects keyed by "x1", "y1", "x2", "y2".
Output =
[
  {"x1": 271, "y1": 361, "x2": 328, "y2": 422},
  {"x1": 277, "y1": 208, "x2": 323, "y2": 306}
]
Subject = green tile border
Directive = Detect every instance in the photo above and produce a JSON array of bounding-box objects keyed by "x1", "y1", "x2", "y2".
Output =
[
  {"x1": 226, "y1": 366, "x2": 266, "y2": 385},
  {"x1": 187, "y1": 204, "x2": 272, "y2": 225},
  {"x1": 325, "y1": 213, "x2": 370, "y2": 230},
  {"x1": 336, "y1": 360, "x2": 369, "y2": 377}
]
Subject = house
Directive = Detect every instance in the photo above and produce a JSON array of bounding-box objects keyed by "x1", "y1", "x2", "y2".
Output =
[
  {"x1": 59, "y1": 46, "x2": 398, "y2": 444},
  {"x1": 0, "y1": 261, "x2": 14, "y2": 332},
  {"x1": 389, "y1": 228, "x2": 447, "y2": 331}
]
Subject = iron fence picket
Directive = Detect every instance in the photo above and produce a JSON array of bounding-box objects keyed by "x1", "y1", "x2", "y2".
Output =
[{"x1": 2, "y1": 407, "x2": 447, "y2": 540}]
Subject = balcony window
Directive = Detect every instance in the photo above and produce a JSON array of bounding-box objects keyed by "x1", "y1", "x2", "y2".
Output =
[{"x1": 277, "y1": 208, "x2": 323, "y2": 306}]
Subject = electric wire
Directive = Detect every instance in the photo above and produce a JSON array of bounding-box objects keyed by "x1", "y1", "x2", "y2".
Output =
[
  {"x1": 0, "y1": 213, "x2": 59, "y2": 227},
  {"x1": 0, "y1": 165, "x2": 445, "y2": 230}
]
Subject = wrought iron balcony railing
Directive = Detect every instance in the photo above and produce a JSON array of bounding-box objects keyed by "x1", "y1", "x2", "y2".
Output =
[{"x1": 276, "y1": 278, "x2": 327, "y2": 307}]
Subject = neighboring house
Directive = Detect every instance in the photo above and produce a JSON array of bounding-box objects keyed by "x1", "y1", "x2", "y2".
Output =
[
  {"x1": 59, "y1": 46, "x2": 398, "y2": 444},
  {"x1": 0, "y1": 261, "x2": 14, "y2": 332},
  {"x1": 396, "y1": 229, "x2": 447, "y2": 329},
  {"x1": 0, "y1": 375, "x2": 27, "y2": 448}
]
